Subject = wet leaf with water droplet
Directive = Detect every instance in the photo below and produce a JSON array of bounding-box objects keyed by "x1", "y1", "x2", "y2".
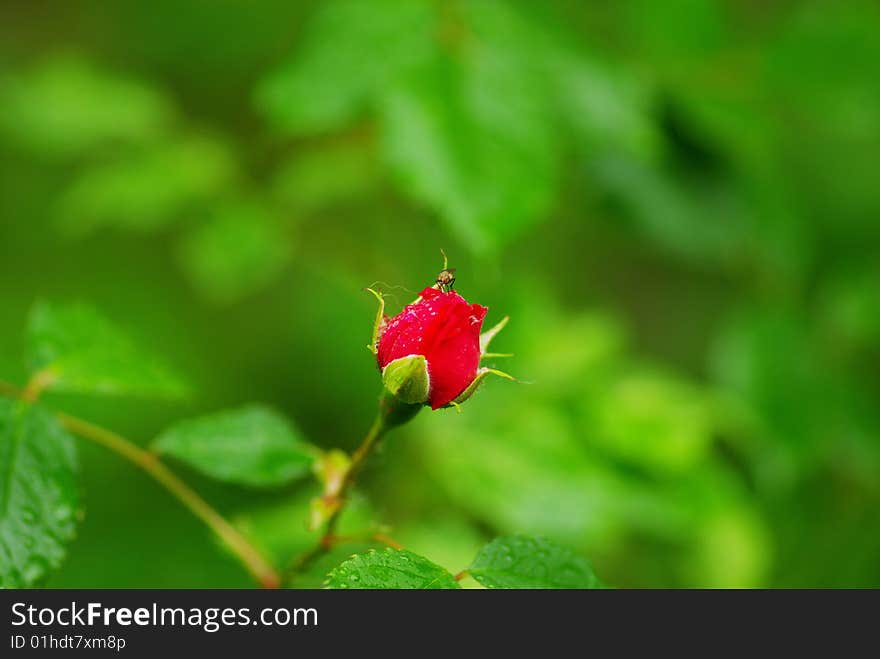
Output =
[
  {"x1": 468, "y1": 535, "x2": 603, "y2": 589},
  {"x1": 324, "y1": 549, "x2": 460, "y2": 589},
  {"x1": 0, "y1": 399, "x2": 79, "y2": 587}
]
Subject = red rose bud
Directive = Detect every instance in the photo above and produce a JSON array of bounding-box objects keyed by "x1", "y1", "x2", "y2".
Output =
[{"x1": 369, "y1": 286, "x2": 514, "y2": 410}]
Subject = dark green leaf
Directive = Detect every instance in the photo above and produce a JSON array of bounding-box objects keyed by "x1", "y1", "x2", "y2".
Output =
[
  {"x1": 153, "y1": 406, "x2": 317, "y2": 487},
  {"x1": 469, "y1": 535, "x2": 602, "y2": 589},
  {"x1": 25, "y1": 302, "x2": 188, "y2": 399},
  {"x1": 0, "y1": 399, "x2": 79, "y2": 587},
  {"x1": 325, "y1": 548, "x2": 460, "y2": 589}
]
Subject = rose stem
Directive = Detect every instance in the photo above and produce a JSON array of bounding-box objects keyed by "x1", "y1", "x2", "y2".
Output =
[{"x1": 286, "y1": 391, "x2": 420, "y2": 581}]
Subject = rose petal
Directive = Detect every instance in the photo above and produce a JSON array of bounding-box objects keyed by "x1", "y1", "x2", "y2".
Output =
[
  {"x1": 426, "y1": 303, "x2": 487, "y2": 408},
  {"x1": 377, "y1": 289, "x2": 448, "y2": 367}
]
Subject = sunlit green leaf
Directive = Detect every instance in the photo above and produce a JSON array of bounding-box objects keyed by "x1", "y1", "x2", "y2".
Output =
[
  {"x1": 591, "y1": 369, "x2": 713, "y2": 473},
  {"x1": 687, "y1": 508, "x2": 770, "y2": 589},
  {"x1": 0, "y1": 399, "x2": 79, "y2": 587}
]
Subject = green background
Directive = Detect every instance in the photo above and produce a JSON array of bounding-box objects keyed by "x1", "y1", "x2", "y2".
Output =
[{"x1": 1, "y1": 0, "x2": 879, "y2": 588}]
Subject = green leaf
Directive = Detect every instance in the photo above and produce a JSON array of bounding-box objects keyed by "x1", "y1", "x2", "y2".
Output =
[
  {"x1": 153, "y1": 406, "x2": 317, "y2": 487},
  {"x1": 378, "y1": 2, "x2": 559, "y2": 252},
  {"x1": 255, "y1": 0, "x2": 436, "y2": 135},
  {"x1": 0, "y1": 399, "x2": 79, "y2": 587},
  {"x1": 468, "y1": 535, "x2": 602, "y2": 589},
  {"x1": 257, "y1": 1, "x2": 562, "y2": 251},
  {"x1": 257, "y1": 1, "x2": 658, "y2": 252},
  {"x1": 379, "y1": 59, "x2": 558, "y2": 252},
  {"x1": 0, "y1": 55, "x2": 174, "y2": 159},
  {"x1": 325, "y1": 548, "x2": 460, "y2": 589},
  {"x1": 592, "y1": 369, "x2": 713, "y2": 473},
  {"x1": 56, "y1": 137, "x2": 236, "y2": 235},
  {"x1": 25, "y1": 302, "x2": 188, "y2": 399},
  {"x1": 177, "y1": 200, "x2": 292, "y2": 305}
]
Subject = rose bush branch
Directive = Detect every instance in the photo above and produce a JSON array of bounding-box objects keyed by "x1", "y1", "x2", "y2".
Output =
[
  {"x1": 287, "y1": 390, "x2": 421, "y2": 580},
  {"x1": 0, "y1": 380, "x2": 281, "y2": 589}
]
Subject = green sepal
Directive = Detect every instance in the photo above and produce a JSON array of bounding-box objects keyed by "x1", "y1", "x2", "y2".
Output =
[
  {"x1": 450, "y1": 367, "x2": 516, "y2": 406},
  {"x1": 480, "y1": 315, "x2": 509, "y2": 354},
  {"x1": 365, "y1": 287, "x2": 385, "y2": 354},
  {"x1": 382, "y1": 354, "x2": 430, "y2": 405}
]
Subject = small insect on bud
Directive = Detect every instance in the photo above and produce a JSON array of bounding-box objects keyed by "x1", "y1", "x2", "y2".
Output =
[
  {"x1": 435, "y1": 268, "x2": 456, "y2": 293},
  {"x1": 434, "y1": 248, "x2": 456, "y2": 293},
  {"x1": 366, "y1": 255, "x2": 515, "y2": 410}
]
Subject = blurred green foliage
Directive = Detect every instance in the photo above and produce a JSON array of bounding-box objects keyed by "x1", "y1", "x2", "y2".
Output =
[{"x1": 0, "y1": 0, "x2": 878, "y2": 588}]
